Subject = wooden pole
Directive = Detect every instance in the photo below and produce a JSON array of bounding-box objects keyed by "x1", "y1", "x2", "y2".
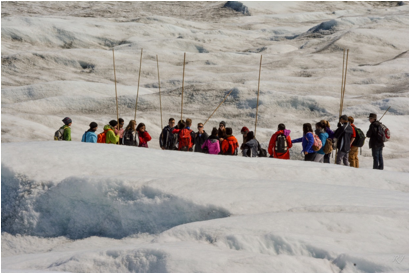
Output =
[
  {"x1": 340, "y1": 49, "x2": 349, "y2": 116},
  {"x1": 112, "y1": 48, "x2": 119, "y2": 145},
  {"x1": 156, "y1": 55, "x2": 163, "y2": 130},
  {"x1": 204, "y1": 88, "x2": 235, "y2": 126},
  {"x1": 379, "y1": 106, "x2": 391, "y2": 122},
  {"x1": 134, "y1": 48, "x2": 143, "y2": 121},
  {"x1": 254, "y1": 55, "x2": 262, "y2": 136},
  {"x1": 339, "y1": 49, "x2": 346, "y2": 117},
  {"x1": 180, "y1": 52, "x2": 186, "y2": 121}
]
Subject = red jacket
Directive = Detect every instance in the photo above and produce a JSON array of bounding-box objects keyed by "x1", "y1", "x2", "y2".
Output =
[
  {"x1": 138, "y1": 131, "x2": 152, "y2": 147},
  {"x1": 268, "y1": 130, "x2": 292, "y2": 159}
]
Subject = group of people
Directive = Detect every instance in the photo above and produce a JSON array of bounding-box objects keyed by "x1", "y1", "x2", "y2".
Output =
[{"x1": 55, "y1": 112, "x2": 387, "y2": 170}]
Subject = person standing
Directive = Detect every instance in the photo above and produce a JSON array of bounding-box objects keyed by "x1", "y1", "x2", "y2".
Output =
[
  {"x1": 194, "y1": 123, "x2": 209, "y2": 153},
  {"x1": 242, "y1": 131, "x2": 259, "y2": 157},
  {"x1": 60, "y1": 117, "x2": 72, "y2": 141},
  {"x1": 221, "y1": 127, "x2": 239, "y2": 156},
  {"x1": 105, "y1": 120, "x2": 120, "y2": 144},
  {"x1": 160, "y1": 118, "x2": 176, "y2": 150},
  {"x1": 366, "y1": 113, "x2": 384, "y2": 170},
  {"x1": 114, "y1": 118, "x2": 125, "y2": 144},
  {"x1": 268, "y1": 123, "x2": 292, "y2": 159},
  {"x1": 333, "y1": 115, "x2": 353, "y2": 166},
  {"x1": 137, "y1": 123, "x2": 152, "y2": 148},
  {"x1": 81, "y1": 122, "x2": 98, "y2": 143},
  {"x1": 240, "y1": 126, "x2": 249, "y2": 151},
  {"x1": 292, "y1": 123, "x2": 316, "y2": 161},
  {"x1": 122, "y1": 120, "x2": 138, "y2": 146},
  {"x1": 320, "y1": 120, "x2": 334, "y2": 163},
  {"x1": 313, "y1": 122, "x2": 329, "y2": 163},
  {"x1": 201, "y1": 127, "x2": 220, "y2": 155},
  {"x1": 348, "y1": 116, "x2": 359, "y2": 168}
]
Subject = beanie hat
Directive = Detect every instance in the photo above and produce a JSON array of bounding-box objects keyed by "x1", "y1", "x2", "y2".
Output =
[
  {"x1": 89, "y1": 122, "x2": 98, "y2": 129},
  {"x1": 340, "y1": 115, "x2": 348, "y2": 121},
  {"x1": 226, "y1": 127, "x2": 232, "y2": 135},
  {"x1": 241, "y1": 127, "x2": 249, "y2": 133},
  {"x1": 109, "y1": 120, "x2": 118, "y2": 127},
  {"x1": 62, "y1": 117, "x2": 72, "y2": 125},
  {"x1": 368, "y1": 113, "x2": 377, "y2": 119},
  {"x1": 219, "y1": 121, "x2": 226, "y2": 127}
]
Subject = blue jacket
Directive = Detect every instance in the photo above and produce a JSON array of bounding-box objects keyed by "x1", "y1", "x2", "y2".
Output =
[
  {"x1": 292, "y1": 132, "x2": 315, "y2": 153},
  {"x1": 81, "y1": 131, "x2": 97, "y2": 143},
  {"x1": 316, "y1": 131, "x2": 329, "y2": 155}
]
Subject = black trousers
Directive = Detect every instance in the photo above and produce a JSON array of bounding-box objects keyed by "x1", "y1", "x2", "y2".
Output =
[{"x1": 305, "y1": 152, "x2": 316, "y2": 161}]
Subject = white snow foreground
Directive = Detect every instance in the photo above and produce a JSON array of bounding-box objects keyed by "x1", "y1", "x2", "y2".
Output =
[{"x1": 1, "y1": 142, "x2": 408, "y2": 272}]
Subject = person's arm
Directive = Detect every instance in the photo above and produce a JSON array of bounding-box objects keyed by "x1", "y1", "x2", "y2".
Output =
[
  {"x1": 107, "y1": 130, "x2": 119, "y2": 144},
  {"x1": 144, "y1": 132, "x2": 152, "y2": 142},
  {"x1": 216, "y1": 142, "x2": 221, "y2": 154},
  {"x1": 291, "y1": 137, "x2": 302, "y2": 143},
  {"x1": 268, "y1": 135, "x2": 275, "y2": 156},
  {"x1": 64, "y1": 127, "x2": 71, "y2": 141},
  {"x1": 81, "y1": 132, "x2": 86, "y2": 142},
  {"x1": 286, "y1": 136, "x2": 293, "y2": 149},
  {"x1": 221, "y1": 140, "x2": 227, "y2": 154},
  {"x1": 366, "y1": 124, "x2": 373, "y2": 138},
  {"x1": 242, "y1": 144, "x2": 249, "y2": 157},
  {"x1": 201, "y1": 140, "x2": 208, "y2": 150},
  {"x1": 305, "y1": 133, "x2": 314, "y2": 152},
  {"x1": 90, "y1": 133, "x2": 97, "y2": 143}
]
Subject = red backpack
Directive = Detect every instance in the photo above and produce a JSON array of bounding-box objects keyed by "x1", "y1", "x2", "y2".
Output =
[
  {"x1": 97, "y1": 129, "x2": 112, "y2": 143},
  {"x1": 178, "y1": 129, "x2": 193, "y2": 151}
]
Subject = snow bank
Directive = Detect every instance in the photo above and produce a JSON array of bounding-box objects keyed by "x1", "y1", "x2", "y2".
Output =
[{"x1": 1, "y1": 142, "x2": 408, "y2": 272}]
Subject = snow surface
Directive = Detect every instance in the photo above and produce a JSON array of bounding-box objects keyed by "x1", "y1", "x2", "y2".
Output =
[
  {"x1": 1, "y1": 1, "x2": 409, "y2": 272},
  {"x1": 1, "y1": 142, "x2": 409, "y2": 272}
]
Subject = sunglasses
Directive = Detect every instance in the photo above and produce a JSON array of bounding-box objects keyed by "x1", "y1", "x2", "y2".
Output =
[
  {"x1": 219, "y1": 125, "x2": 224, "y2": 127},
  {"x1": 198, "y1": 125, "x2": 203, "y2": 128}
]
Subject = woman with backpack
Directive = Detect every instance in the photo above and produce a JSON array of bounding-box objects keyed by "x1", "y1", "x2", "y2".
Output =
[
  {"x1": 201, "y1": 127, "x2": 220, "y2": 155},
  {"x1": 81, "y1": 122, "x2": 98, "y2": 143},
  {"x1": 137, "y1": 123, "x2": 152, "y2": 148},
  {"x1": 122, "y1": 120, "x2": 138, "y2": 146},
  {"x1": 242, "y1": 131, "x2": 260, "y2": 157},
  {"x1": 320, "y1": 120, "x2": 334, "y2": 164},
  {"x1": 268, "y1": 123, "x2": 292, "y2": 159},
  {"x1": 291, "y1": 123, "x2": 316, "y2": 161},
  {"x1": 313, "y1": 122, "x2": 329, "y2": 163}
]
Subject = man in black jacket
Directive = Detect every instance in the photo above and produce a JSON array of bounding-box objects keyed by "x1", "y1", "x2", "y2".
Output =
[
  {"x1": 366, "y1": 113, "x2": 384, "y2": 170},
  {"x1": 160, "y1": 118, "x2": 176, "y2": 150},
  {"x1": 194, "y1": 123, "x2": 209, "y2": 153},
  {"x1": 333, "y1": 115, "x2": 353, "y2": 166}
]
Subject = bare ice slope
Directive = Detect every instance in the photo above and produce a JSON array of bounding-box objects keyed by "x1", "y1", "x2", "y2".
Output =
[
  {"x1": 1, "y1": 1, "x2": 409, "y2": 171},
  {"x1": 1, "y1": 142, "x2": 409, "y2": 272}
]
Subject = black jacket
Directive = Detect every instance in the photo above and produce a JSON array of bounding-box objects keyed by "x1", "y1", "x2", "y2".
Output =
[
  {"x1": 194, "y1": 131, "x2": 209, "y2": 153},
  {"x1": 159, "y1": 125, "x2": 175, "y2": 149},
  {"x1": 334, "y1": 122, "x2": 353, "y2": 153},
  {"x1": 366, "y1": 121, "x2": 384, "y2": 149}
]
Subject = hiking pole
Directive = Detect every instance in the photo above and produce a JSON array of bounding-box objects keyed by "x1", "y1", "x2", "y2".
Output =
[
  {"x1": 112, "y1": 48, "x2": 119, "y2": 145},
  {"x1": 134, "y1": 48, "x2": 143, "y2": 121},
  {"x1": 339, "y1": 49, "x2": 346, "y2": 117},
  {"x1": 181, "y1": 52, "x2": 186, "y2": 121},
  {"x1": 255, "y1": 55, "x2": 262, "y2": 136},
  {"x1": 379, "y1": 106, "x2": 391, "y2": 122},
  {"x1": 204, "y1": 88, "x2": 234, "y2": 126},
  {"x1": 156, "y1": 55, "x2": 163, "y2": 130},
  {"x1": 340, "y1": 49, "x2": 349, "y2": 115}
]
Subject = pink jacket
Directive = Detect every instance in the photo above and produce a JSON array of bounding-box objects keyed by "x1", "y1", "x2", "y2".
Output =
[{"x1": 201, "y1": 137, "x2": 220, "y2": 155}]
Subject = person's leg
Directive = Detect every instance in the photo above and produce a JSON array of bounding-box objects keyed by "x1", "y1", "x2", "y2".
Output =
[
  {"x1": 314, "y1": 153, "x2": 324, "y2": 163},
  {"x1": 343, "y1": 151, "x2": 349, "y2": 166},
  {"x1": 336, "y1": 150, "x2": 343, "y2": 165},
  {"x1": 353, "y1": 146, "x2": 359, "y2": 168},
  {"x1": 324, "y1": 153, "x2": 330, "y2": 163},
  {"x1": 348, "y1": 149, "x2": 355, "y2": 167},
  {"x1": 378, "y1": 147, "x2": 384, "y2": 170},
  {"x1": 372, "y1": 148, "x2": 378, "y2": 169}
]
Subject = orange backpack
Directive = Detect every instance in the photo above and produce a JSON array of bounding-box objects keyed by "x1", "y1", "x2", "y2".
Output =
[
  {"x1": 97, "y1": 129, "x2": 112, "y2": 143},
  {"x1": 178, "y1": 128, "x2": 193, "y2": 151}
]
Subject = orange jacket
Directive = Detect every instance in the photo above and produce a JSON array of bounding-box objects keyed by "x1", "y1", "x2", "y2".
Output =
[
  {"x1": 268, "y1": 130, "x2": 292, "y2": 159},
  {"x1": 221, "y1": 136, "x2": 239, "y2": 155}
]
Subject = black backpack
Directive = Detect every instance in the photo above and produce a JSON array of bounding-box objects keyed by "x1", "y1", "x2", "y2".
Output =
[
  {"x1": 352, "y1": 127, "x2": 366, "y2": 148},
  {"x1": 274, "y1": 134, "x2": 288, "y2": 153},
  {"x1": 123, "y1": 130, "x2": 137, "y2": 146}
]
